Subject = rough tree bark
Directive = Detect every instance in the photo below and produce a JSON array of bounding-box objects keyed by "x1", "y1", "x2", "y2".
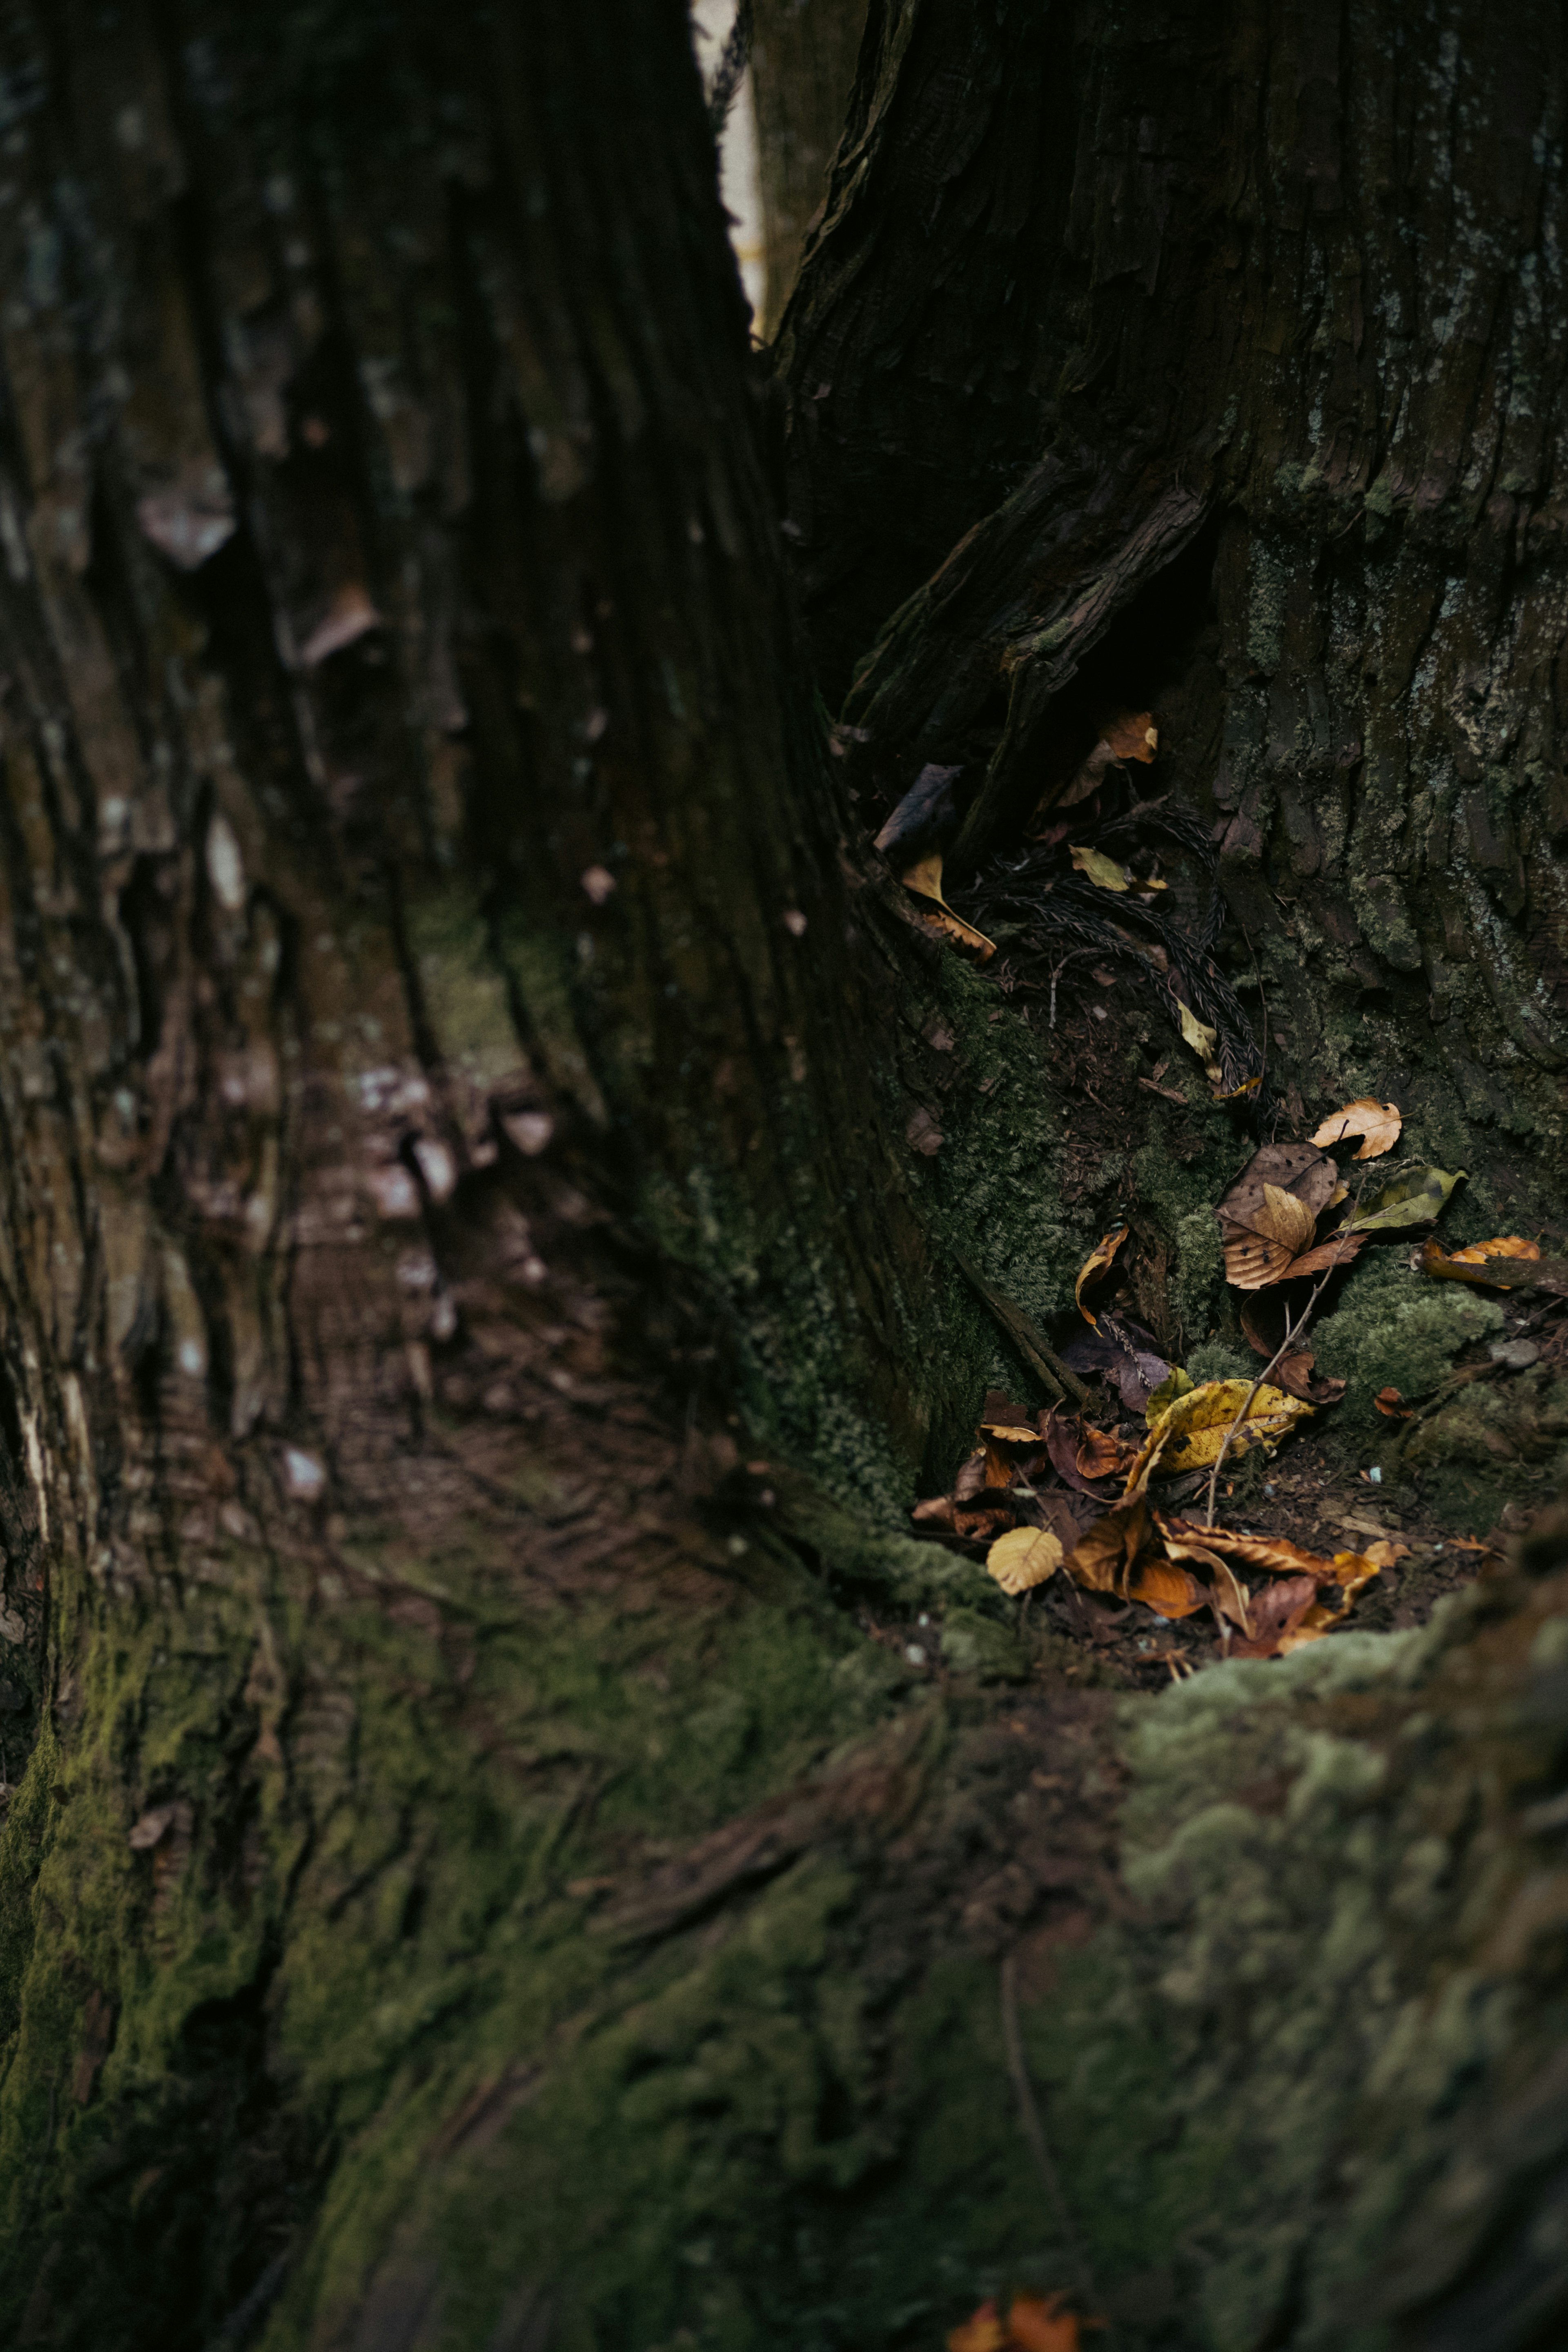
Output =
[{"x1": 0, "y1": 4, "x2": 1564, "y2": 2352}]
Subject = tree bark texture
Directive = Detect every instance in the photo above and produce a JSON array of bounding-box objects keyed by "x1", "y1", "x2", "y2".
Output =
[
  {"x1": 0, "y1": 3, "x2": 1566, "y2": 2351},
  {"x1": 780, "y1": 0, "x2": 1568, "y2": 1208},
  {"x1": 749, "y1": 0, "x2": 870, "y2": 338}
]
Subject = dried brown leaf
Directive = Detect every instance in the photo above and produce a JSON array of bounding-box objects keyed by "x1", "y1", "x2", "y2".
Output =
[
  {"x1": 1074, "y1": 1222, "x2": 1129, "y2": 1325},
  {"x1": 1227, "y1": 1573, "x2": 1321, "y2": 1658},
  {"x1": 901, "y1": 854, "x2": 996, "y2": 960},
  {"x1": 1423, "y1": 1235, "x2": 1541, "y2": 1290},
  {"x1": 1310, "y1": 1097, "x2": 1403, "y2": 1160},
  {"x1": 1216, "y1": 1143, "x2": 1337, "y2": 1232},
  {"x1": 1127, "y1": 1559, "x2": 1209, "y2": 1619},
  {"x1": 1063, "y1": 1495, "x2": 1155, "y2": 1597}
]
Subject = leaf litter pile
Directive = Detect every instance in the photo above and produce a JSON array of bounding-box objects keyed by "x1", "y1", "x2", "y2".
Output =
[{"x1": 869, "y1": 718, "x2": 1568, "y2": 1690}]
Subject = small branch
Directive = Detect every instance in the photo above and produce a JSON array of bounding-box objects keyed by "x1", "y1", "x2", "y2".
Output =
[
  {"x1": 1000, "y1": 1953, "x2": 1105, "y2": 2329},
  {"x1": 953, "y1": 1253, "x2": 1095, "y2": 1410}
]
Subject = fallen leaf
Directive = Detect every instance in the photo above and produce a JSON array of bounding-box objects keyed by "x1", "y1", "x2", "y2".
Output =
[
  {"x1": 1423, "y1": 1235, "x2": 1540, "y2": 1289},
  {"x1": 1310, "y1": 1097, "x2": 1403, "y2": 1160},
  {"x1": 1157, "y1": 1536, "x2": 1254, "y2": 1633},
  {"x1": 1069, "y1": 844, "x2": 1129, "y2": 891},
  {"x1": 953, "y1": 1450, "x2": 989, "y2": 1502},
  {"x1": 1126, "y1": 1379, "x2": 1312, "y2": 1485},
  {"x1": 1063, "y1": 1495, "x2": 1155, "y2": 1596},
  {"x1": 911, "y1": 1494, "x2": 958, "y2": 1530},
  {"x1": 1162, "y1": 1517, "x2": 1331, "y2": 1580},
  {"x1": 1102, "y1": 711, "x2": 1159, "y2": 763},
  {"x1": 987, "y1": 1526, "x2": 1064, "y2": 1595},
  {"x1": 949, "y1": 2300, "x2": 1009, "y2": 2352},
  {"x1": 1374, "y1": 1385, "x2": 1412, "y2": 1418},
  {"x1": 1224, "y1": 1221, "x2": 1365, "y2": 1291},
  {"x1": 1345, "y1": 1165, "x2": 1464, "y2": 1233},
  {"x1": 1145, "y1": 1365, "x2": 1196, "y2": 1423},
  {"x1": 906, "y1": 1105, "x2": 945, "y2": 1154},
  {"x1": 1127, "y1": 1559, "x2": 1209, "y2": 1618},
  {"x1": 1238, "y1": 1299, "x2": 1347, "y2": 1403},
  {"x1": 1007, "y1": 2290, "x2": 1088, "y2": 2352},
  {"x1": 1227, "y1": 1573, "x2": 1321, "y2": 1658},
  {"x1": 1075, "y1": 1223, "x2": 1129, "y2": 1324},
  {"x1": 1076, "y1": 1426, "x2": 1138, "y2": 1480},
  {"x1": 902, "y1": 853, "x2": 996, "y2": 960},
  {"x1": 1216, "y1": 1143, "x2": 1338, "y2": 1232},
  {"x1": 1045, "y1": 1410, "x2": 1117, "y2": 1497},
  {"x1": 1176, "y1": 1000, "x2": 1219, "y2": 1067},
  {"x1": 1221, "y1": 1181, "x2": 1318, "y2": 1288}
]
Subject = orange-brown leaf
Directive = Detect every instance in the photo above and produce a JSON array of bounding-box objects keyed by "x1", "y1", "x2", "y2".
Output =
[
  {"x1": 1310, "y1": 1097, "x2": 1402, "y2": 1160},
  {"x1": 1064, "y1": 1496, "x2": 1154, "y2": 1597},
  {"x1": 901, "y1": 854, "x2": 997, "y2": 960},
  {"x1": 1374, "y1": 1386, "x2": 1412, "y2": 1418},
  {"x1": 1007, "y1": 2292, "x2": 1086, "y2": 2352},
  {"x1": 1127, "y1": 1559, "x2": 1209, "y2": 1619},
  {"x1": 1101, "y1": 710, "x2": 1159, "y2": 764},
  {"x1": 1227, "y1": 1573, "x2": 1321, "y2": 1658},
  {"x1": 1450, "y1": 1235, "x2": 1540, "y2": 1264},
  {"x1": 1076, "y1": 1425, "x2": 1138, "y2": 1481},
  {"x1": 1422, "y1": 1234, "x2": 1542, "y2": 1292},
  {"x1": 1162, "y1": 1517, "x2": 1332, "y2": 1580}
]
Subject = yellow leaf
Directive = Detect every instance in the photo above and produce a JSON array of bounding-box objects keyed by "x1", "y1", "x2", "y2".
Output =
[
  {"x1": 1074, "y1": 1222, "x2": 1128, "y2": 1324},
  {"x1": 901, "y1": 854, "x2": 996, "y2": 960},
  {"x1": 1145, "y1": 1366, "x2": 1195, "y2": 1423},
  {"x1": 1450, "y1": 1235, "x2": 1539, "y2": 1264},
  {"x1": 1175, "y1": 999, "x2": 1219, "y2": 1076},
  {"x1": 1310, "y1": 1097, "x2": 1403, "y2": 1160},
  {"x1": 1069, "y1": 844, "x2": 1129, "y2": 891},
  {"x1": 1125, "y1": 1379, "x2": 1312, "y2": 1486},
  {"x1": 986, "y1": 1526, "x2": 1063, "y2": 1595}
]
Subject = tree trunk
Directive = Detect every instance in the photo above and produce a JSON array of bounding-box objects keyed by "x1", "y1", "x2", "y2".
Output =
[
  {"x1": 749, "y1": 0, "x2": 869, "y2": 338},
  {"x1": 0, "y1": 4, "x2": 1566, "y2": 2352}
]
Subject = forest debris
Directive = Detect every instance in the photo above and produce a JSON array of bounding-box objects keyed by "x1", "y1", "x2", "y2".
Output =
[
  {"x1": 1310, "y1": 1097, "x2": 1402, "y2": 1159},
  {"x1": 901, "y1": 854, "x2": 997, "y2": 959},
  {"x1": 1176, "y1": 1000, "x2": 1220, "y2": 1076},
  {"x1": 1226, "y1": 1574, "x2": 1320, "y2": 1658},
  {"x1": 1145, "y1": 1366, "x2": 1195, "y2": 1421},
  {"x1": 1422, "y1": 1236, "x2": 1541, "y2": 1289},
  {"x1": 1045, "y1": 1410, "x2": 1115, "y2": 1496},
  {"x1": 1126, "y1": 1560, "x2": 1209, "y2": 1618},
  {"x1": 1239, "y1": 1297, "x2": 1345, "y2": 1402},
  {"x1": 1076, "y1": 1426, "x2": 1138, "y2": 1480},
  {"x1": 1074, "y1": 1223, "x2": 1128, "y2": 1323},
  {"x1": 1063, "y1": 1495, "x2": 1154, "y2": 1594},
  {"x1": 987, "y1": 1526, "x2": 1063, "y2": 1594},
  {"x1": 949, "y1": 2294, "x2": 1089, "y2": 2352},
  {"x1": 1221, "y1": 1181, "x2": 1316, "y2": 1286},
  {"x1": 1216, "y1": 1142, "x2": 1337, "y2": 1229},
  {"x1": 907, "y1": 1105, "x2": 945, "y2": 1154},
  {"x1": 1128, "y1": 1379, "x2": 1311, "y2": 1484},
  {"x1": 1375, "y1": 1386, "x2": 1413, "y2": 1417},
  {"x1": 1055, "y1": 711, "x2": 1158, "y2": 812},
  {"x1": 1344, "y1": 1164, "x2": 1464, "y2": 1232},
  {"x1": 1060, "y1": 1315, "x2": 1170, "y2": 1411},
  {"x1": 1069, "y1": 845, "x2": 1129, "y2": 891}
]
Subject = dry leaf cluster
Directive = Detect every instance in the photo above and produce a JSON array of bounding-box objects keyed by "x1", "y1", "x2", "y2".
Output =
[{"x1": 913, "y1": 1093, "x2": 1538, "y2": 1666}]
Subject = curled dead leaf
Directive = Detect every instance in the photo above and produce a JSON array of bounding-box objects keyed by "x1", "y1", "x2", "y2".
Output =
[
  {"x1": 1160, "y1": 1517, "x2": 1330, "y2": 1581},
  {"x1": 1175, "y1": 1000, "x2": 1220, "y2": 1076},
  {"x1": 1374, "y1": 1385, "x2": 1412, "y2": 1419},
  {"x1": 1069, "y1": 844, "x2": 1129, "y2": 891},
  {"x1": 1238, "y1": 1299, "x2": 1346, "y2": 1403},
  {"x1": 1074, "y1": 1222, "x2": 1129, "y2": 1325},
  {"x1": 1310, "y1": 1097, "x2": 1402, "y2": 1160},
  {"x1": 987, "y1": 1526, "x2": 1063, "y2": 1595},
  {"x1": 901, "y1": 853, "x2": 996, "y2": 960},
  {"x1": 1045, "y1": 1410, "x2": 1117, "y2": 1497},
  {"x1": 1226, "y1": 1573, "x2": 1321, "y2": 1659},
  {"x1": 1076, "y1": 1426, "x2": 1138, "y2": 1481},
  {"x1": 1063, "y1": 1495, "x2": 1154, "y2": 1597},
  {"x1": 1102, "y1": 711, "x2": 1158, "y2": 764},
  {"x1": 1423, "y1": 1235, "x2": 1540, "y2": 1289},
  {"x1": 1127, "y1": 1559, "x2": 1209, "y2": 1619}
]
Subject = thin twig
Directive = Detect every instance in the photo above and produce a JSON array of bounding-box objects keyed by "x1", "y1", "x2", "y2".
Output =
[
  {"x1": 1000, "y1": 1953, "x2": 1105, "y2": 2328},
  {"x1": 953, "y1": 1253, "x2": 1095, "y2": 1410},
  {"x1": 1200, "y1": 1225, "x2": 1361, "y2": 1527}
]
